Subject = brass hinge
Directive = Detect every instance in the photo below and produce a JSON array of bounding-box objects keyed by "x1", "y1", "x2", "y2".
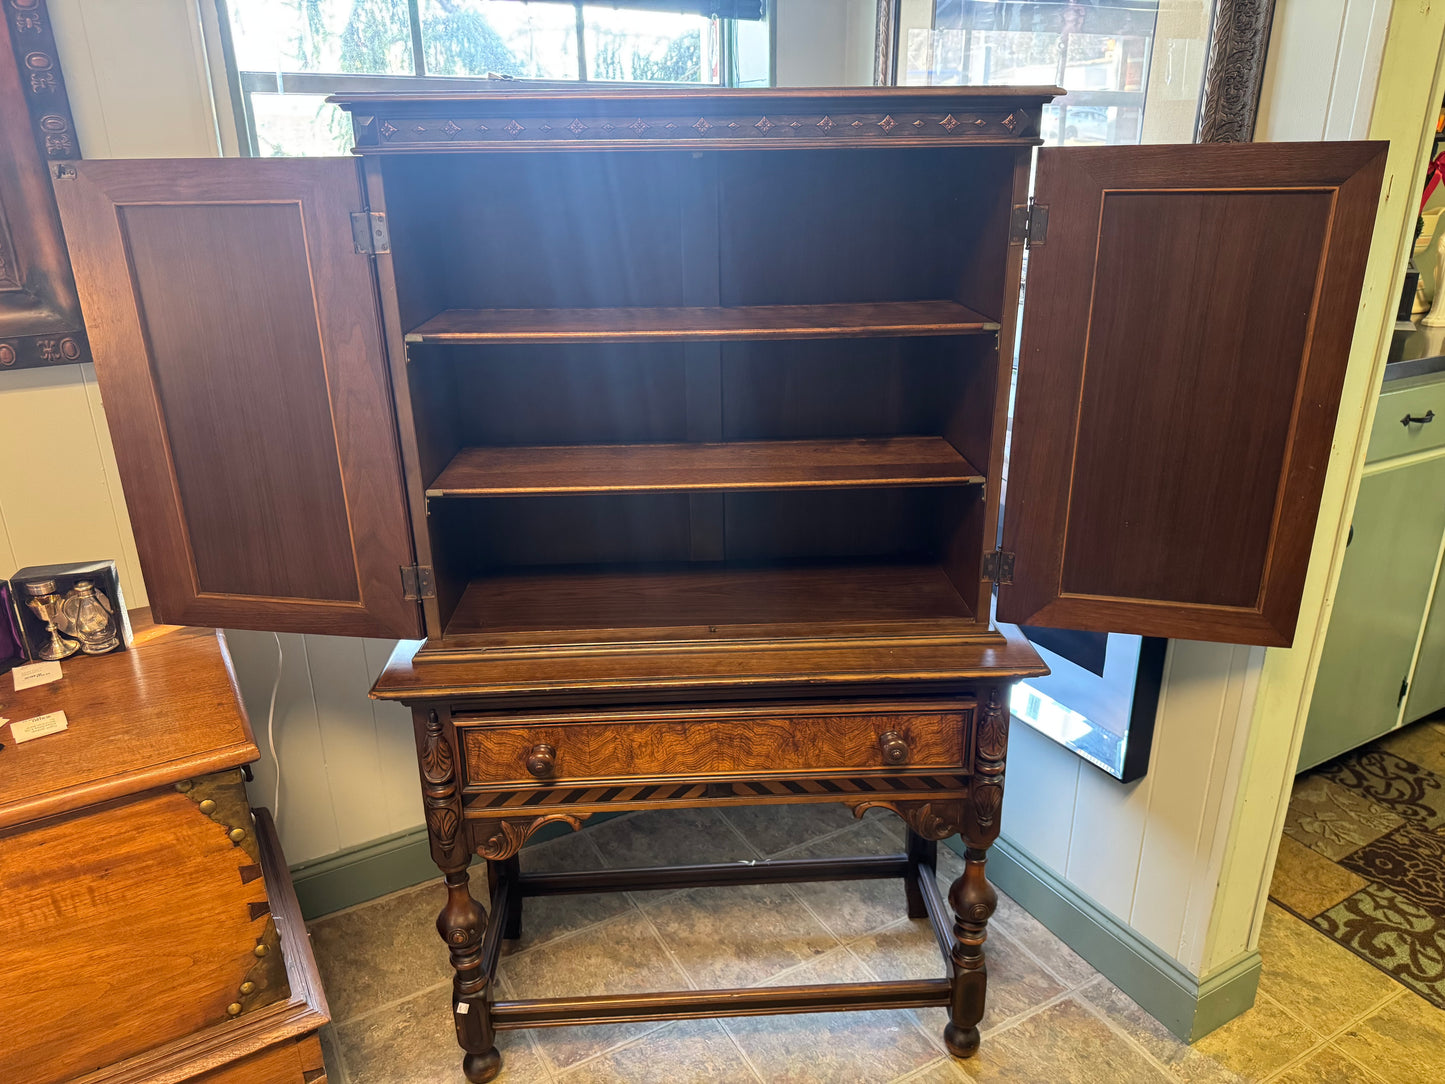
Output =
[
  {"x1": 982, "y1": 549, "x2": 1015, "y2": 585},
  {"x1": 400, "y1": 564, "x2": 436, "y2": 601},
  {"x1": 1009, "y1": 201, "x2": 1049, "y2": 247},
  {"x1": 351, "y1": 211, "x2": 390, "y2": 254}
]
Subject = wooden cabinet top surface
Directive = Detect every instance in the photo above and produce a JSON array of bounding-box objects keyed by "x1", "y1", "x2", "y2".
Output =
[
  {"x1": 330, "y1": 84, "x2": 1062, "y2": 153},
  {"x1": 0, "y1": 610, "x2": 256, "y2": 829}
]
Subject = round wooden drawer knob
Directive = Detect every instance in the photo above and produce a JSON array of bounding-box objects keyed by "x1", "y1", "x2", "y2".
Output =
[
  {"x1": 879, "y1": 731, "x2": 909, "y2": 764},
  {"x1": 526, "y1": 743, "x2": 557, "y2": 778}
]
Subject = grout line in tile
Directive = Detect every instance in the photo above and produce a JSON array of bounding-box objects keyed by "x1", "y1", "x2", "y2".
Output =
[
  {"x1": 305, "y1": 874, "x2": 445, "y2": 928},
  {"x1": 1260, "y1": 986, "x2": 1405, "y2": 1084},
  {"x1": 979, "y1": 986, "x2": 1077, "y2": 1039},
  {"x1": 1072, "y1": 987, "x2": 1186, "y2": 1084},
  {"x1": 332, "y1": 977, "x2": 452, "y2": 1029},
  {"x1": 630, "y1": 896, "x2": 703, "y2": 993},
  {"x1": 775, "y1": 875, "x2": 862, "y2": 953},
  {"x1": 716, "y1": 1019, "x2": 771, "y2": 1084},
  {"x1": 890, "y1": 1056, "x2": 973, "y2": 1084},
  {"x1": 712, "y1": 805, "x2": 770, "y2": 859},
  {"x1": 767, "y1": 811, "x2": 897, "y2": 861},
  {"x1": 546, "y1": 1019, "x2": 674, "y2": 1080},
  {"x1": 513, "y1": 1029, "x2": 558, "y2": 1084},
  {"x1": 492, "y1": 901, "x2": 652, "y2": 976}
]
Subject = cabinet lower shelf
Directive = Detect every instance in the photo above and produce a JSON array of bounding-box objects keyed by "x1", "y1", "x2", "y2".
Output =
[
  {"x1": 439, "y1": 561, "x2": 978, "y2": 650},
  {"x1": 405, "y1": 300, "x2": 1000, "y2": 345},
  {"x1": 426, "y1": 437, "x2": 984, "y2": 497}
]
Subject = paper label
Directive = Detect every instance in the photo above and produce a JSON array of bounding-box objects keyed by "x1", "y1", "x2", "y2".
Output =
[
  {"x1": 10, "y1": 710, "x2": 68, "y2": 743},
  {"x1": 12, "y1": 660, "x2": 63, "y2": 691}
]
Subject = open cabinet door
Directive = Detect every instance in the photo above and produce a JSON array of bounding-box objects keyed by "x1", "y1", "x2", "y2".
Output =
[
  {"x1": 53, "y1": 158, "x2": 422, "y2": 639},
  {"x1": 999, "y1": 141, "x2": 1386, "y2": 646}
]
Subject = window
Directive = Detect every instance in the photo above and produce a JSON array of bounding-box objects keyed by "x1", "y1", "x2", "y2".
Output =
[
  {"x1": 219, "y1": 0, "x2": 772, "y2": 156},
  {"x1": 894, "y1": 0, "x2": 1205, "y2": 147}
]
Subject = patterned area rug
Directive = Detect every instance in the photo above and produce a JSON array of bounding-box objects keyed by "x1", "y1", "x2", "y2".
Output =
[{"x1": 1270, "y1": 717, "x2": 1445, "y2": 1008}]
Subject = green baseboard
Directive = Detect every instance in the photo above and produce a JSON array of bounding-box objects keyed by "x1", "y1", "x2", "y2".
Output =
[
  {"x1": 290, "y1": 813, "x2": 628, "y2": 920},
  {"x1": 944, "y1": 836, "x2": 1260, "y2": 1042}
]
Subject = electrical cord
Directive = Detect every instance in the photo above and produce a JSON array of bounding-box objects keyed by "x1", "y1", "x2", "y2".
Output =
[{"x1": 267, "y1": 631, "x2": 283, "y2": 824}]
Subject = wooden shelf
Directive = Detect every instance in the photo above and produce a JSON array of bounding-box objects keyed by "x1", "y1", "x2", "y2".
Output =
[
  {"x1": 426, "y1": 437, "x2": 983, "y2": 497},
  {"x1": 440, "y1": 562, "x2": 976, "y2": 648},
  {"x1": 405, "y1": 301, "x2": 1000, "y2": 345}
]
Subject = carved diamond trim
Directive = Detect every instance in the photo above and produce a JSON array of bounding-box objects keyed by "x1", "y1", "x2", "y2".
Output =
[
  {"x1": 379, "y1": 121, "x2": 397, "y2": 139},
  {"x1": 913, "y1": 119, "x2": 924, "y2": 128},
  {"x1": 817, "y1": 115, "x2": 834, "y2": 131},
  {"x1": 630, "y1": 118, "x2": 649, "y2": 134},
  {"x1": 1001, "y1": 111, "x2": 1021, "y2": 133},
  {"x1": 973, "y1": 118, "x2": 988, "y2": 129},
  {"x1": 755, "y1": 116, "x2": 773, "y2": 133},
  {"x1": 442, "y1": 120, "x2": 461, "y2": 136},
  {"x1": 412, "y1": 124, "x2": 426, "y2": 133},
  {"x1": 940, "y1": 114, "x2": 959, "y2": 131},
  {"x1": 504, "y1": 119, "x2": 524, "y2": 136},
  {"x1": 568, "y1": 118, "x2": 587, "y2": 134},
  {"x1": 693, "y1": 117, "x2": 712, "y2": 134},
  {"x1": 539, "y1": 122, "x2": 553, "y2": 132},
  {"x1": 878, "y1": 114, "x2": 896, "y2": 132},
  {"x1": 851, "y1": 120, "x2": 865, "y2": 128},
  {"x1": 602, "y1": 122, "x2": 616, "y2": 132}
]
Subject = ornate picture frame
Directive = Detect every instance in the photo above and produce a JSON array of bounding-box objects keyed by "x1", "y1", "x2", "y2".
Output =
[
  {"x1": 873, "y1": 0, "x2": 1276, "y2": 144},
  {"x1": 0, "y1": 0, "x2": 88, "y2": 372}
]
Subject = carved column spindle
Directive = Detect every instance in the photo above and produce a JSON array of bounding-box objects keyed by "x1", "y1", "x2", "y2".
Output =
[
  {"x1": 439, "y1": 869, "x2": 499, "y2": 1082},
  {"x1": 944, "y1": 845, "x2": 996, "y2": 1057},
  {"x1": 416, "y1": 708, "x2": 501, "y2": 1082},
  {"x1": 945, "y1": 685, "x2": 1010, "y2": 1058}
]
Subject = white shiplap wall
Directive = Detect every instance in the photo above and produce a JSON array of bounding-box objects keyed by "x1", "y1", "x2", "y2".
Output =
[{"x1": 9, "y1": 1, "x2": 1401, "y2": 979}]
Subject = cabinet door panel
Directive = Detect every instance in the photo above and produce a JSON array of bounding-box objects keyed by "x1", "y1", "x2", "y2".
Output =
[
  {"x1": 1002, "y1": 142, "x2": 1386, "y2": 645},
  {"x1": 1299, "y1": 459, "x2": 1445, "y2": 768},
  {"x1": 54, "y1": 158, "x2": 421, "y2": 638}
]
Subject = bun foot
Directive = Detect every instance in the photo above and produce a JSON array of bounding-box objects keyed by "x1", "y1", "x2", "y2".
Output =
[
  {"x1": 944, "y1": 1023, "x2": 980, "y2": 1058},
  {"x1": 463, "y1": 1048, "x2": 502, "y2": 1082}
]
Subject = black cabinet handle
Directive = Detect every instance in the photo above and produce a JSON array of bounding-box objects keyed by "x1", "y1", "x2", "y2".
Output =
[{"x1": 1401, "y1": 410, "x2": 1436, "y2": 427}]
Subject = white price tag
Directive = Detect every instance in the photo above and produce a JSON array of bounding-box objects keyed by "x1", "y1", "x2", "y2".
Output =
[
  {"x1": 12, "y1": 660, "x2": 63, "y2": 691},
  {"x1": 10, "y1": 710, "x2": 68, "y2": 744}
]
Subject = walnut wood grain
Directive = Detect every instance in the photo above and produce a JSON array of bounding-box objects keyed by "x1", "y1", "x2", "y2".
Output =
[
  {"x1": 52, "y1": 157, "x2": 421, "y2": 638},
  {"x1": 0, "y1": 612, "x2": 256, "y2": 830},
  {"x1": 440, "y1": 562, "x2": 975, "y2": 647},
  {"x1": 1001, "y1": 140, "x2": 1386, "y2": 645},
  {"x1": 406, "y1": 301, "x2": 999, "y2": 344},
  {"x1": 0, "y1": 789, "x2": 272, "y2": 1084},
  {"x1": 459, "y1": 706, "x2": 971, "y2": 785},
  {"x1": 426, "y1": 437, "x2": 983, "y2": 497}
]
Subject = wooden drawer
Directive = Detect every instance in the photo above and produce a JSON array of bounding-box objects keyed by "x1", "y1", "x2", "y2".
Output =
[
  {"x1": 456, "y1": 702, "x2": 974, "y2": 786},
  {"x1": 1367, "y1": 374, "x2": 1445, "y2": 462}
]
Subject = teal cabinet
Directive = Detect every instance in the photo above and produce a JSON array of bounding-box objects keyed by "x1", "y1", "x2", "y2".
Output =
[
  {"x1": 1406, "y1": 574, "x2": 1445, "y2": 722},
  {"x1": 1300, "y1": 370, "x2": 1445, "y2": 771}
]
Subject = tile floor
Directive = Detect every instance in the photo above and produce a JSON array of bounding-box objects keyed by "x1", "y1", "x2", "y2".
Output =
[
  {"x1": 308, "y1": 804, "x2": 1445, "y2": 1083},
  {"x1": 1271, "y1": 715, "x2": 1445, "y2": 1010}
]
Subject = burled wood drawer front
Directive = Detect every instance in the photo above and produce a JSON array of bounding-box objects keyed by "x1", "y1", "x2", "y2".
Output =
[{"x1": 457, "y1": 703, "x2": 973, "y2": 785}]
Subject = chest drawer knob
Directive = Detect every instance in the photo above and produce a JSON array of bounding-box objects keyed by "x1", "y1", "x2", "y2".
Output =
[
  {"x1": 526, "y1": 743, "x2": 557, "y2": 778},
  {"x1": 879, "y1": 731, "x2": 909, "y2": 764}
]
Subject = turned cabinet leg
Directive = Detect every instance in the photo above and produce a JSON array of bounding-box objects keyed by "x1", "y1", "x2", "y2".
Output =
[
  {"x1": 438, "y1": 867, "x2": 501, "y2": 1083},
  {"x1": 904, "y1": 828, "x2": 936, "y2": 920},
  {"x1": 944, "y1": 843, "x2": 996, "y2": 1058},
  {"x1": 487, "y1": 856, "x2": 522, "y2": 940}
]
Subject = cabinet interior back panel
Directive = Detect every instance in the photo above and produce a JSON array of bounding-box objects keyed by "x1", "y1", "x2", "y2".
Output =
[
  {"x1": 716, "y1": 147, "x2": 1014, "y2": 314},
  {"x1": 117, "y1": 202, "x2": 359, "y2": 602},
  {"x1": 382, "y1": 152, "x2": 697, "y2": 320},
  {"x1": 1061, "y1": 188, "x2": 1332, "y2": 608}
]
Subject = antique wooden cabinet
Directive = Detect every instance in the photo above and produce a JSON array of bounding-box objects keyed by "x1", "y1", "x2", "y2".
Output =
[{"x1": 51, "y1": 87, "x2": 1384, "y2": 1081}]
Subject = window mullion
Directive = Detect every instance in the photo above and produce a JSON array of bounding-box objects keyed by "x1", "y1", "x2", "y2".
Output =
[
  {"x1": 575, "y1": 2, "x2": 588, "y2": 80},
  {"x1": 407, "y1": 0, "x2": 426, "y2": 76}
]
